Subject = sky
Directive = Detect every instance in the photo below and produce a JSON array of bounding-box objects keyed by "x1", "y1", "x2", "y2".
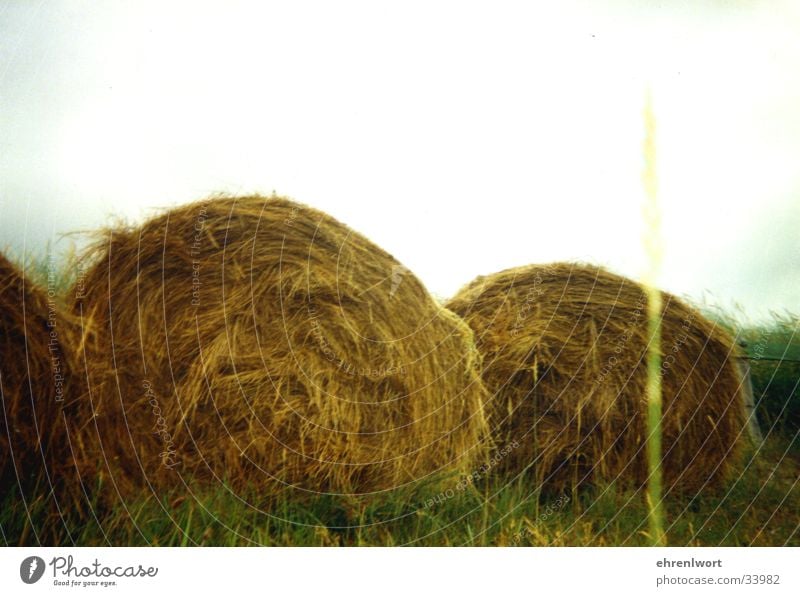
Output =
[{"x1": 1, "y1": 0, "x2": 798, "y2": 322}]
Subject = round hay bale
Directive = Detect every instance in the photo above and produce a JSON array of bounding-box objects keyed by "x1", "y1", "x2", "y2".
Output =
[
  {"x1": 0, "y1": 253, "x2": 72, "y2": 494},
  {"x1": 69, "y1": 195, "x2": 488, "y2": 499},
  {"x1": 446, "y1": 262, "x2": 747, "y2": 493}
]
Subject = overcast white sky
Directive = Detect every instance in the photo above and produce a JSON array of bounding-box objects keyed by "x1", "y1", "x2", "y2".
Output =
[{"x1": 1, "y1": 0, "x2": 798, "y2": 322}]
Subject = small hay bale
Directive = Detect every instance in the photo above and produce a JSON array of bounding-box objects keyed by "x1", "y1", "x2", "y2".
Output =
[
  {"x1": 446, "y1": 262, "x2": 747, "y2": 493},
  {"x1": 0, "y1": 253, "x2": 72, "y2": 493},
  {"x1": 69, "y1": 195, "x2": 488, "y2": 499}
]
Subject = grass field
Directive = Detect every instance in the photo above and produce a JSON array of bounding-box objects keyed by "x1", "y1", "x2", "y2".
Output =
[
  {"x1": 1, "y1": 256, "x2": 798, "y2": 546},
  {"x1": 2, "y1": 433, "x2": 797, "y2": 546}
]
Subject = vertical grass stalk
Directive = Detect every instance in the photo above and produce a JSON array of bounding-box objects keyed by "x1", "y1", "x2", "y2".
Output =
[{"x1": 642, "y1": 88, "x2": 667, "y2": 546}]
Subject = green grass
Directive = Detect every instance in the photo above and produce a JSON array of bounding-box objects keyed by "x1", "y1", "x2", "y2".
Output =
[
  {"x1": 740, "y1": 316, "x2": 800, "y2": 442},
  {"x1": 2, "y1": 433, "x2": 797, "y2": 547}
]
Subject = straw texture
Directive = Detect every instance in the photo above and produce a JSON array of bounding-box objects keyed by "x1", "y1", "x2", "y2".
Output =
[
  {"x1": 446, "y1": 262, "x2": 746, "y2": 493},
  {"x1": 69, "y1": 196, "x2": 489, "y2": 499}
]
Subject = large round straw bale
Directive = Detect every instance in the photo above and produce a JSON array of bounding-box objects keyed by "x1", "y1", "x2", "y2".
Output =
[
  {"x1": 0, "y1": 253, "x2": 71, "y2": 493},
  {"x1": 446, "y1": 262, "x2": 747, "y2": 493},
  {"x1": 70, "y1": 195, "x2": 488, "y2": 498}
]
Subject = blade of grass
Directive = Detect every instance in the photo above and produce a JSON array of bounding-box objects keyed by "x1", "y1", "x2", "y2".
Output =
[{"x1": 642, "y1": 87, "x2": 666, "y2": 546}]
